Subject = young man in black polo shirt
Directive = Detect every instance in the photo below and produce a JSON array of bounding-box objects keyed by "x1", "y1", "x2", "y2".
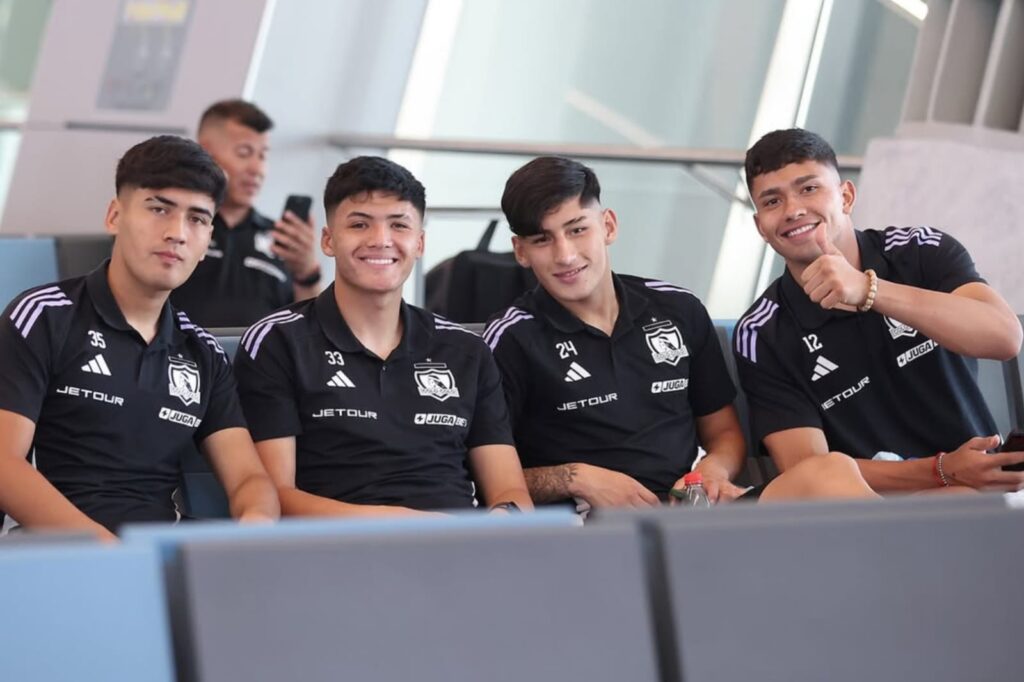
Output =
[
  {"x1": 486, "y1": 156, "x2": 874, "y2": 509},
  {"x1": 172, "y1": 99, "x2": 322, "y2": 327},
  {"x1": 736, "y1": 128, "x2": 1024, "y2": 492},
  {"x1": 234, "y1": 156, "x2": 532, "y2": 516},
  {"x1": 0, "y1": 136, "x2": 279, "y2": 538}
]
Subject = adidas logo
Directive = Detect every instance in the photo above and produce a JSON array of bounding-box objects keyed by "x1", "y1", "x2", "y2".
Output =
[
  {"x1": 563, "y1": 362, "x2": 591, "y2": 383},
  {"x1": 81, "y1": 354, "x2": 112, "y2": 376},
  {"x1": 811, "y1": 355, "x2": 838, "y2": 382},
  {"x1": 326, "y1": 370, "x2": 355, "y2": 388}
]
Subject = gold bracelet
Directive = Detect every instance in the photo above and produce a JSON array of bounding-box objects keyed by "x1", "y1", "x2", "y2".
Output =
[{"x1": 859, "y1": 269, "x2": 878, "y2": 312}]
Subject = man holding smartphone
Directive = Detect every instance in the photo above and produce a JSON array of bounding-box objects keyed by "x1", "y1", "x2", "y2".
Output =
[
  {"x1": 735, "y1": 128, "x2": 1024, "y2": 492},
  {"x1": 172, "y1": 99, "x2": 322, "y2": 328}
]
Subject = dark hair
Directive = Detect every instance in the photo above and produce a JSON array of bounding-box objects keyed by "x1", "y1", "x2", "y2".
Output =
[
  {"x1": 744, "y1": 128, "x2": 838, "y2": 194},
  {"x1": 115, "y1": 135, "x2": 227, "y2": 207},
  {"x1": 323, "y1": 156, "x2": 426, "y2": 217},
  {"x1": 501, "y1": 156, "x2": 601, "y2": 236},
  {"x1": 198, "y1": 99, "x2": 274, "y2": 133}
]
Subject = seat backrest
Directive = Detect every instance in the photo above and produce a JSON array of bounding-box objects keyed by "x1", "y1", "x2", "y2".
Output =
[
  {"x1": 0, "y1": 237, "x2": 58, "y2": 310},
  {"x1": 977, "y1": 357, "x2": 1013, "y2": 436},
  {"x1": 0, "y1": 544, "x2": 175, "y2": 682},
  {"x1": 653, "y1": 504, "x2": 1024, "y2": 682},
  {"x1": 173, "y1": 523, "x2": 657, "y2": 682},
  {"x1": 54, "y1": 234, "x2": 113, "y2": 279},
  {"x1": 714, "y1": 321, "x2": 770, "y2": 485}
]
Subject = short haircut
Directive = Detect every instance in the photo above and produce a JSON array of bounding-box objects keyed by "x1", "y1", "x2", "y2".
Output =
[
  {"x1": 501, "y1": 156, "x2": 601, "y2": 236},
  {"x1": 198, "y1": 99, "x2": 274, "y2": 134},
  {"x1": 115, "y1": 135, "x2": 227, "y2": 208},
  {"x1": 744, "y1": 128, "x2": 839, "y2": 194},
  {"x1": 323, "y1": 156, "x2": 426, "y2": 218}
]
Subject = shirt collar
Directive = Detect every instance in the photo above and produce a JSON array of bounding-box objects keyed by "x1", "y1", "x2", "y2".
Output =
[
  {"x1": 85, "y1": 260, "x2": 181, "y2": 346},
  {"x1": 315, "y1": 284, "x2": 432, "y2": 358},
  {"x1": 533, "y1": 272, "x2": 650, "y2": 337},
  {"x1": 779, "y1": 228, "x2": 885, "y2": 330}
]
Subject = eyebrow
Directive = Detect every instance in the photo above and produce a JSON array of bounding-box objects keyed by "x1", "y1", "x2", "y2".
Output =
[
  {"x1": 346, "y1": 211, "x2": 413, "y2": 220},
  {"x1": 148, "y1": 194, "x2": 213, "y2": 219},
  {"x1": 756, "y1": 174, "x2": 821, "y2": 200},
  {"x1": 562, "y1": 214, "x2": 587, "y2": 227}
]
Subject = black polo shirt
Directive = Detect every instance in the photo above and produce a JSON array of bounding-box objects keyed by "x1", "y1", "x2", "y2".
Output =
[
  {"x1": 485, "y1": 273, "x2": 736, "y2": 498},
  {"x1": 734, "y1": 226, "x2": 996, "y2": 459},
  {"x1": 233, "y1": 287, "x2": 514, "y2": 510},
  {"x1": 171, "y1": 208, "x2": 293, "y2": 328},
  {"x1": 0, "y1": 263, "x2": 246, "y2": 531}
]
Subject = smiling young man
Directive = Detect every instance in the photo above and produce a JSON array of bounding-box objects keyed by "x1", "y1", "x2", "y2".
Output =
[
  {"x1": 172, "y1": 100, "x2": 321, "y2": 327},
  {"x1": 0, "y1": 136, "x2": 279, "y2": 538},
  {"x1": 485, "y1": 156, "x2": 874, "y2": 510},
  {"x1": 233, "y1": 156, "x2": 532, "y2": 516},
  {"x1": 735, "y1": 128, "x2": 1024, "y2": 493}
]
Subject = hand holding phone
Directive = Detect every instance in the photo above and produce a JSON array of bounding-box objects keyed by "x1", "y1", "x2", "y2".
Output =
[
  {"x1": 999, "y1": 430, "x2": 1024, "y2": 472},
  {"x1": 282, "y1": 194, "x2": 312, "y2": 223}
]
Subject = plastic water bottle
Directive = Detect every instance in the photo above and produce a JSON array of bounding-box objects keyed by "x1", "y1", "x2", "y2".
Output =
[{"x1": 680, "y1": 472, "x2": 711, "y2": 508}]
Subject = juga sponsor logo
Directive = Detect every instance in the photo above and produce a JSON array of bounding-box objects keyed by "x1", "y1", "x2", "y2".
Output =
[
  {"x1": 821, "y1": 376, "x2": 870, "y2": 411},
  {"x1": 414, "y1": 413, "x2": 468, "y2": 427},
  {"x1": 158, "y1": 407, "x2": 201, "y2": 428},
  {"x1": 651, "y1": 378, "x2": 689, "y2": 394},
  {"x1": 556, "y1": 393, "x2": 618, "y2": 412},
  {"x1": 896, "y1": 339, "x2": 937, "y2": 368},
  {"x1": 56, "y1": 385, "x2": 124, "y2": 406}
]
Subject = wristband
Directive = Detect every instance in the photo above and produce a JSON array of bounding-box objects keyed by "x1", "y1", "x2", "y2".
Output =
[
  {"x1": 933, "y1": 452, "x2": 951, "y2": 487},
  {"x1": 294, "y1": 267, "x2": 322, "y2": 287},
  {"x1": 858, "y1": 269, "x2": 878, "y2": 312}
]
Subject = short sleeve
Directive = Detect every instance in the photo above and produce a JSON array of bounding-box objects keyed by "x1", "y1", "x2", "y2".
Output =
[
  {"x1": 920, "y1": 229, "x2": 985, "y2": 293},
  {"x1": 685, "y1": 302, "x2": 737, "y2": 417},
  {"x1": 0, "y1": 290, "x2": 59, "y2": 422},
  {"x1": 465, "y1": 345, "x2": 515, "y2": 448},
  {"x1": 488, "y1": 331, "x2": 529, "y2": 432},
  {"x1": 194, "y1": 352, "x2": 248, "y2": 442},
  {"x1": 233, "y1": 329, "x2": 303, "y2": 442},
  {"x1": 735, "y1": 341, "x2": 821, "y2": 443}
]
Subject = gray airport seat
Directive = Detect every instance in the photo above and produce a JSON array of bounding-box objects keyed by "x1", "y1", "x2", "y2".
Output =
[
  {"x1": 651, "y1": 501, "x2": 1024, "y2": 682},
  {"x1": 0, "y1": 237, "x2": 58, "y2": 309},
  {"x1": 54, "y1": 234, "x2": 113, "y2": 278},
  {"x1": 978, "y1": 357, "x2": 1014, "y2": 436},
  {"x1": 0, "y1": 543, "x2": 174, "y2": 682},
  {"x1": 173, "y1": 523, "x2": 658, "y2": 682},
  {"x1": 714, "y1": 321, "x2": 771, "y2": 486}
]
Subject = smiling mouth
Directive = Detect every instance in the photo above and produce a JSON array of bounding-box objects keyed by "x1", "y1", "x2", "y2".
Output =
[
  {"x1": 554, "y1": 265, "x2": 586, "y2": 280},
  {"x1": 360, "y1": 257, "x2": 398, "y2": 265},
  {"x1": 782, "y1": 222, "x2": 819, "y2": 238}
]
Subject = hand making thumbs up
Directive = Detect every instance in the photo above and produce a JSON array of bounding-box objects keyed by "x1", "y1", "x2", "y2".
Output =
[{"x1": 799, "y1": 224, "x2": 870, "y2": 311}]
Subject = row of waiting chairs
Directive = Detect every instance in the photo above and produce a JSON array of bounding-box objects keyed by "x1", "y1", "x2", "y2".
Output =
[
  {"x1": 0, "y1": 235, "x2": 113, "y2": 309},
  {"x1": 179, "y1": 318, "x2": 1024, "y2": 515},
  {"x1": 2, "y1": 495, "x2": 1021, "y2": 681}
]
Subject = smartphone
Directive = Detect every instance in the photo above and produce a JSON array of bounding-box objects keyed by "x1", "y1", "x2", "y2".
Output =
[
  {"x1": 1000, "y1": 430, "x2": 1024, "y2": 471},
  {"x1": 282, "y1": 194, "x2": 312, "y2": 223}
]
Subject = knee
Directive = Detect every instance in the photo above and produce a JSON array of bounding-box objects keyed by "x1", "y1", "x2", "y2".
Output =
[{"x1": 793, "y1": 451, "x2": 862, "y2": 481}]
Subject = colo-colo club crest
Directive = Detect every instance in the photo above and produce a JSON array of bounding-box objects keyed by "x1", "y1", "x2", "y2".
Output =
[
  {"x1": 884, "y1": 316, "x2": 918, "y2": 340},
  {"x1": 643, "y1": 320, "x2": 688, "y2": 366},
  {"x1": 414, "y1": 362, "x2": 460, "y2": 402},
  {"x1": 168, "y1": 356, "x2": 201, "y2": 406}
]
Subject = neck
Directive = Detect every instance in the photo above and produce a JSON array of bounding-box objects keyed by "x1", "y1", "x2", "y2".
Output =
[
  {"x1": 218, "y1": 202, "x2": 250, "y2": 228},
  {"x1": 560, "y1": 272, "x2": 619, "y2": 335},
  {"x1": 106, "y1": 257, "x2": 167, "y2": 344},
  {"x1": 333, "y1": 284, "x2": 404, "y2": 359}
]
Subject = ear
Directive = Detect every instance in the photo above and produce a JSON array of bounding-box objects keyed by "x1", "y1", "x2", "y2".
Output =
[
  {"x1": 841, "y1": 179, "x2": 856, "y2": 215},
  {"x1": 104, "y1": 197, "x2": 121, "y2": 237},
  {"x1": 413, "y1": 225, "x2": 425, "y2": 260},
  {"x1": 320, "y1": 225, "x2": 334, "y2": 257},
  {"x1": 511, "y1": 236, "x2": 530, "y2": 268},
  {"x1": 602, "y1": 208, "x2": 618, "y2": 245}
]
